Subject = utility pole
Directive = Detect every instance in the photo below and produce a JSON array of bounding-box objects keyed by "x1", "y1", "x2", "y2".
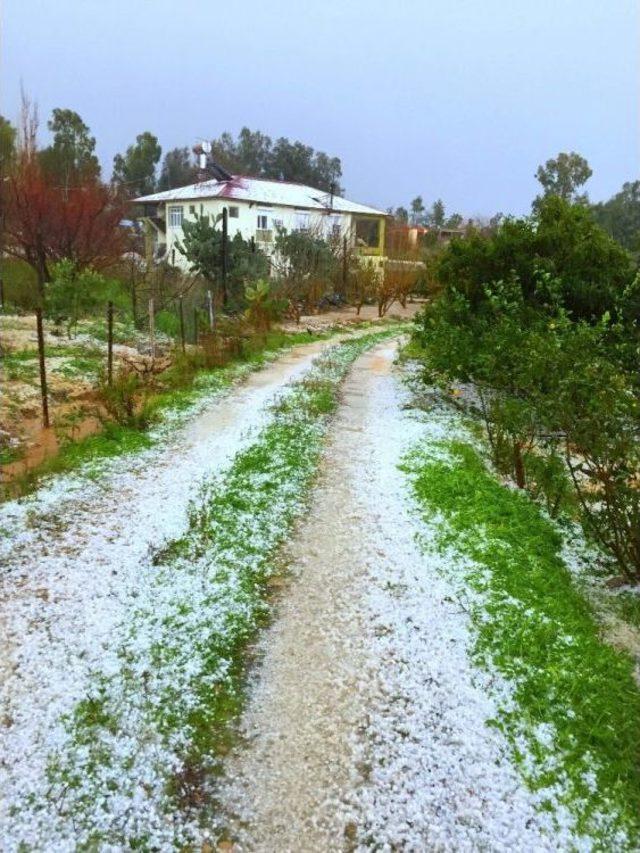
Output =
[{"x1": 221, "y1": 206, "x2": 228, "y2": 307}]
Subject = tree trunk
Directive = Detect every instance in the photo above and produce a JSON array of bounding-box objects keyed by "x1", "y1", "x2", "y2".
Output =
[{"x1": 513, "y1": 441, "x2": 526, "y2": 489}]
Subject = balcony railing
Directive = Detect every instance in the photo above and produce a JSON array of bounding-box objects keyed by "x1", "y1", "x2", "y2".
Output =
[{"x1": 256, "y1": 229, "x2": 273, "y2": 243}]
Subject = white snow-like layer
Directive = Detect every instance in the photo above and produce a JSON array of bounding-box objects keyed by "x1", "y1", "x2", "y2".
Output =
[
  {"x1": 0, "y1": 339, "x2": 333, "y2": 849},
  {"x1": 218, "y1": 341, "x2": 586, "y2": 850},
  {"x1": 349, "y1": 354, "x2": 582, "y2": 850}
]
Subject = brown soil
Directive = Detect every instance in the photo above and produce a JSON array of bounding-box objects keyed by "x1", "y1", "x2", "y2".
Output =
[{"x1": 279, "y1": 299, "x2": 424, "y2": 332}]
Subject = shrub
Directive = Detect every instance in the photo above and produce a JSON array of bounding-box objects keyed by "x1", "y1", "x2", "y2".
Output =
[
  {"x1": 97, "y1": 369, "x2": 154, "y2": 430},
  {"x1": 414, "y1": 252, "x2": 640, "y2": 580}
]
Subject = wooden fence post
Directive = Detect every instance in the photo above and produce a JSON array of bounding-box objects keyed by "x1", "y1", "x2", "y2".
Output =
[
  {"x1": 207, "y1": 289, "x2": 215, "y2": 332},
  {"x1": 342, "y1": 235, "x2": 348, "y2": 295},
  {"x1": 107, "y1": 300, "x2": 114, "y2": 385},
  {"x1": 193, "y1": 307, "x2": 199, "y2": 345},
  {"x1": 35, "y1": 308, "x2": 50, "y2": 428},
  {"x1": 149, "y1": 296, "x2": 155, "y2": 358},
  {"x1": 178, "y1": 296, "x2": 186, "y2": 354}
]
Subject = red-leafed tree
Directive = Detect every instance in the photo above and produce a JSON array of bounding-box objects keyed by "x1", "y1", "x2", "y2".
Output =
[{"x1": 4, "y1": 97, "x2": 127, "y2": 299}]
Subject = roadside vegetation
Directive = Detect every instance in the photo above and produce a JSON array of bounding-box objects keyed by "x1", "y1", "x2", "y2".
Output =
[
  {"x1": 405, "y1": 168, "x2": 640, "y2": 844},
  {"x1": 4, "y1": 330, "x2": 397, "y2": 849},
  {"x1": 404, "y1": 437, "x2": 640, "y2": 846}
]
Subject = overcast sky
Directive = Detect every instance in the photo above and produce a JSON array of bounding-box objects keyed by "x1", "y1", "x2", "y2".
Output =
[{"x1": 1, "y1": 0, "x2": 637, "y2": 216}]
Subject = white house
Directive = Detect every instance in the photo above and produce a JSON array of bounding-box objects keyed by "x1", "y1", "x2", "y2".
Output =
[{"x1": 134, "y1": 175, "x2": 388, "y2": 271}]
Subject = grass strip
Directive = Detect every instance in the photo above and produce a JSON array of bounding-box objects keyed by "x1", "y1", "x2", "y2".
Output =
[
  {"x1": 11, "y1": 329, "x2": 396, "y2": 850},
  {"x1": 403, "y1": 438, "x2": 640, "y2": 847}
]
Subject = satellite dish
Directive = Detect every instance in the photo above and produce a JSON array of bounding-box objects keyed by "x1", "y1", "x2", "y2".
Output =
[{"x1": 202, "y1": 140, "x2": 212, "y2": 154}]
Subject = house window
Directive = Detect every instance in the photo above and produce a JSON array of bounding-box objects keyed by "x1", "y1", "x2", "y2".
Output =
[
  {"x1": 328, "y1": 215, "x2": 342, "y2": 239},
  {"x1": 229, "y1": 206, "x2": 239, "y2": 218},
  {"x1": 273, "y1": 217, "x2": 284, "y2": 232},
  {"x1": 169, "y1": 205, "x2": 184, "y2": 227},
  {"x1": 355, "y1": 217, "x2": 380, "y2": 248},
  {"x1": 256, "y1": 212, "x2": 273, "y2": 243},
  {"x1": 295, "y1": 212, "x2": 310, "y2": 232},
  {"x1": 189, "y1": 204, "x2": 196, "y2": 215}
]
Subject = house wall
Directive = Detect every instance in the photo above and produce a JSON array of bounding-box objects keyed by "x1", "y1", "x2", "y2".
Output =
[{"x1": 159, "y1": 198, "x2": 355, "y2": 271}]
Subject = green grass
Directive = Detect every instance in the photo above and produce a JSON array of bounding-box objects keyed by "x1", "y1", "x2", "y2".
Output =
[
  {"x1": 30, "y1": 329, "x2": 398, "y2": 847},
  {"x1": 404, "y1": 439, "x2": 640, "y2": 846},
  {"x1": 612, "y1": 592, "x2": 640, "y2": 632},
  {"x1": 5, "y1": 424, "x2": 153, "y2": 498}
]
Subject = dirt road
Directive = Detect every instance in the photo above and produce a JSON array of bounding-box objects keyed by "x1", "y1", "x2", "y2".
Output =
[
  {"x1": 1, "y1": 335, "x2": 579, "y2": 849},
  {"x1": 217, "y1": 341, "x2": 560, "y2": 850}
]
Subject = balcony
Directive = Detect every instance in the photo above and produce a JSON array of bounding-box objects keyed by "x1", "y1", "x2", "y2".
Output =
[{"x1": 256, "y1": 228, "x2": 273, "y2": 243}]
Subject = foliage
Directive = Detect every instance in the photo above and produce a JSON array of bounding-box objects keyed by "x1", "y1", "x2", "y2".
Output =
[
  {"x1": 97, "y1": 368, "x2": 152, "y2": 429},
  {"x1": 112, "y1": 131, "x2": 161, "y2": 197},
  {"x1": 39, "y1": 108, "x2": 100, "y2": 187},
  {"x1": 347, "y1": 260, "x2": 379, "y2": 314},
  {"x1": 209, "y1": 126, "x2": 343, "y2": 193},
  {"x1": 157, "y1": 147, "x2": 198, "y2": 191},
  {"x1": 45, "y1": 260, "x2": 124, "y2": 333},
  {"x1": 591, "y1": 180, "x2": 640, "y2": 252},
  {"x1": 5, "y1": 101, "x2": 127, "y2": 293},
  {"x1": 272, "y1": 227, "x2": 338, "y2": 320},
  {"x1": 244, "y1": 279, "x2": 285, "y2": 332},
  {"x1": 410, "y1": 195, "x2": 424, "y2": 225},
  {"x1": 534, "y1": 150, "x2": 592, "y2": 206},
  {"x1": 436, "y1": 195, "x2": 634, "y2": 321},
  {"x1": 177, "y1": 213, "x2": 269, "y2": 310},
  {"x1": 414, "y1": 209, "x2": 640, "y2": 579},
  {"x1": 0, "y1": 258, "x2": 39, "y2": 308},
  {"x1": 428, "y1": 198, "x2": 445, "y2": 227},
  {"x1": 0, "y1": 114, "x2": 16, "y2": 175}
]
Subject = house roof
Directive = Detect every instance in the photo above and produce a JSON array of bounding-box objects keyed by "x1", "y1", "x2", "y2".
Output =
[{"x1": 134, "y1": 175, "x2": 386, "y2": 217}]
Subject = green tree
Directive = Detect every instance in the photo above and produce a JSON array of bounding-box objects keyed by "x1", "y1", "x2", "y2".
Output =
[
  {"x1": 534, "y1": 151, "x2": 592, "y2": 205},
  {"x1": 209, "y1": 127, "x2": 343, "y2": 193},
  {"x1": 0, "y1": 115, "x2": 16, "y2": 174},
  {"x1": 157, "y1": 147, "x2": 198, "y2": 191},
  {"x1": 272, "y1": 227, "x2": 338, "y2": 319},
  {"x1": 428, "y1": 198, "x2": 446, "y2": 228},
  {"x1": 591, "y1": 180, "x2": 640, "y2": 251},
  {"x1": 437, "y1": 196, "x2": 633, "y2": 321},
  {"x1": 445, "y1": 213, "x2": 463, "y2": 229},
  {"x1": 0, "y1": 115, "x2": 16, "y2": 268},
  {"x1": 112, "y1": 132, "x2": 161, "y2": 197},
  {"x1": 39, "y1": 108, "x2": 100, "y2": 189},
  {"x1": 410, "y1": 196, "x2": 425, "y2": 225},
  {"x1": 393, "y1": 206, "x2": 409, "y2": 224},
  {"x1": 176, "y1": 213, "x2": 268, "y2": 310}
]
